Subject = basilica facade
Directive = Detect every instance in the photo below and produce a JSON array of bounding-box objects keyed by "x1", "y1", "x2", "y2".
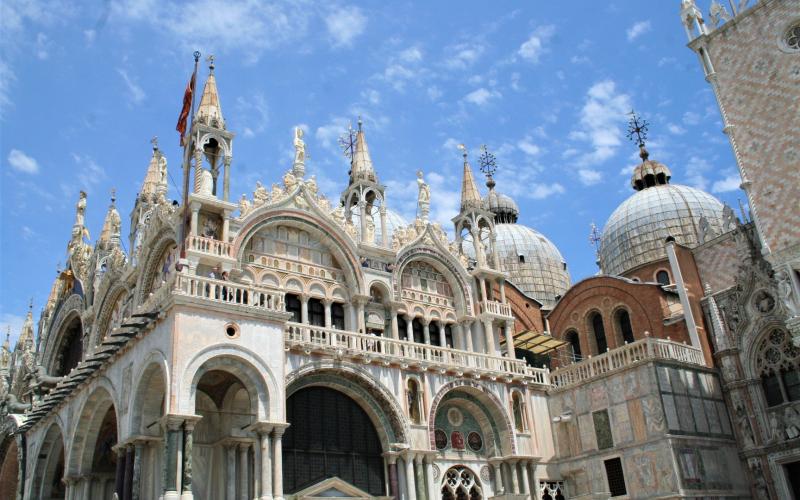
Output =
[{"x1": 1, "y1": 1, "x2": 798, "y2": 499}]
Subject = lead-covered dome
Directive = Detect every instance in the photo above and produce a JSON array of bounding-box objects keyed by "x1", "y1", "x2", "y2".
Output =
[
  {"x1": 469, "y1": 185, "x2": 570, "y2": 308},
  {"x1": 600, "y1": 151, "x2": 725, "y2": 276}
]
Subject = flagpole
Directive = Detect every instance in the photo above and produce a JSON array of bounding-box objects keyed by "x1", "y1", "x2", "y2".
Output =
[{"x1": 178, "y1": 50, "x2": 201, "y2": 268}]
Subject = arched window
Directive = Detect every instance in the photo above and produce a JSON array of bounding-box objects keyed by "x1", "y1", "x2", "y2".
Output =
[
  {"x1": 441, "y1": 467, "x2": 483, "y2": 500},
  {"x1": 331, "y1": 303, "x2": 345, "y2": 330},
  {"x1": 616, "y1": 309, "x2": 635, "y2": 344},
  {"x1": 397, "y1": 316, "x2": 408, "y2": 341},
  {"x1": 308, "y1": 298, "x2": 325, "y2": 327},
  {"x1": 412, "y1": 318, "x2": 425, "y2": 344},
  {"x1": 285, "y1": 294, "x2": 301, "y2": 323},
  {"x1": 512, "y1": 391, "x2": 527, "y2": 432},
  {"x1": 444, "y1": 324, "x2": 454, "y2": 348},
  {"x1": 590, "y1": 312, "x2": 607, "y2": 354},
  {"x1": 429, "y1": 322, "x2": 441, "y2": 346},
  {"x1": 656, "y1": 270, "x2": 670, "y2": 286},
  {"x1": 565, "y1": 330, "x2": 582, "y2": 362},
  {"x1": 54, "y1": 317, "x2": 83, "y2": 377},
  {"x1": 407, "y1": 378, "x2": 423, "y2": 424},
  {"x1": 755, "y1": 329, "x2": 800, "y2": 407}
]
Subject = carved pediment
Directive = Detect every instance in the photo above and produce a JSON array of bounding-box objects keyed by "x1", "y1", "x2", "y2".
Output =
[{"x1": 292, "y1": 476, "x2": 382, "y2": 499}]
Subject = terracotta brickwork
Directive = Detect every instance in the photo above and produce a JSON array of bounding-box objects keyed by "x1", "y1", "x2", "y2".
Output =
[
  {"x1": 498, "y1": 281, "x2": 546, "y2": 335},
  {"x1": 694, "y1": 0, "x2": 800, "y2": 260}
]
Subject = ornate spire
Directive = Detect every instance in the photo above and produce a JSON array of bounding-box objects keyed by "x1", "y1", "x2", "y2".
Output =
[
  {"x1": 458, "y1": 144, "x2": 482, "y2": 211},
  {"x1": 195, "y1": 55, "x2": 225, "y2": 129},
  {"x1": 99, "y1": 189, "x2": 121, "y2": 247},
  {"x1": 141, "y1": 137, "x2": 168, "y2": 200},
  {"x1": 626, "y1": 111, "x2": 672, "y2": 191},
  {"x1": 350, "y1": 118, "x2": 376, "y2": 182},
  {"x1": 16, "y1": 301, "x2": 34, "y2": 351}
]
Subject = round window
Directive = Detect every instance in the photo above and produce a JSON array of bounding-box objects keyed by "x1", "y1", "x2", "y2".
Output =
[
  {"x1": 467, "y1": 432, "x2": 483, "y2": 452},
  {"x1": 783, "y1": 23, "x2": 800, "y2": 52},
  {"x1": 225, "y1": 323, "x2": 240, "y2": 339},
  {"x1": 434, "y1": 429, "x2": 448, "y2": 450}
]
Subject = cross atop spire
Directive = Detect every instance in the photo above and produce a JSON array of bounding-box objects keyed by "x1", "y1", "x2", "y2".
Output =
[
  {"x1": 478, "y1": 144, "x2": 498, "y2": 190},
  {"x1": 626, "y1": 110, "x2": 650, "y2": 161},
  {"x1": 207, "y1": 54, "x2": 215, "y2": 72},
  {"x1": 151, "y1": 136, "x2": 159, "y2": 151}
]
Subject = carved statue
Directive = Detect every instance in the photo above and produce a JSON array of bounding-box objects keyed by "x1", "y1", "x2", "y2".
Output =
[
  {"x1": 698, "y1": 215, "x2": 711, "y2": 244},
  {"x1": 293, "y1": 127, "x2": 306, "y2": 165},
  {"x1": 734, "y1": 399, "x2": 755, "y2": 447},
  {"x1": 74, "y1": 190, "x2": 87, "y2": 227},
  {"x1": 254, "y1": 182, "x2": 268, "y2": 207},
  {"x1": 722, "y1": 204, "x2": 739, "y2": 232},
  {"x1": 239, "y1": 194, "x2": 251, "y2": 217},
  {"x1": 283, "y1": 170, "x2": 298, "y2": 192},
  {"x1": 785, "y1": 406, "x2": 800, "y2": 440},
  {"x1": 708, "y1": 0, "x2": 732, "y2": 27},
  {"x1": 417, "y1": 170, "x2": 431, "y2": 222},
  {"x1": 305, "y1": 175, "x2": 318, "y2": 198},
  {"x1": 332, "y1": 206, "x2": 346, "y2": 226},
  {"x1": 271, "y1": 183, "x2": 283, "y2": 202},
  {"x1": 198, "y1": 169, "x2": 214, "y2": 196},
  {"x1": 776, "y1": 269, "x2": 799, "y2": 317}
]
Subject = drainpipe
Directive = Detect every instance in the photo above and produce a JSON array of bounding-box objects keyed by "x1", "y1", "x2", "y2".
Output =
[{"x1": 665, "y1": 237, "x2": 700, "y2": 349}]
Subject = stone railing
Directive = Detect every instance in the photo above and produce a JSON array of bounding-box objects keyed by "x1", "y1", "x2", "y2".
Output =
[
  {"x1": 550, "y1": 337, "x2": 706, "y2": 389},
  {"x1": 285, "y1": 322, "x2": 550, "y2": 385},
  {"x1": 187, "y1": 234, "x2": 233, "y2": 258},
  {"x1": 173, "y1": 274, "x2": 285, "y2": 312},
  {"x1": 479, "y1": 300, "x2": 513, "y2": 318}
]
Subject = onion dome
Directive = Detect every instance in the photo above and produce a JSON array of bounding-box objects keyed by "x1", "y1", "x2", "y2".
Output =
[{"x1": 599, "y1": 145, "x2": 724, "y2": 276}]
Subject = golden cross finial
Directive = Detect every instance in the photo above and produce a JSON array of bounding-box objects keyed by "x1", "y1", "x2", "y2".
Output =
[
  {"x1": 110, "y1": 187, "x2": 117, "y2": 204},
  {"x1": 151, "y1": 136, "x2": 159, "y2": 150},
  {"x1": 207, "y1": 54, "x2": 215, "y2": 72}
]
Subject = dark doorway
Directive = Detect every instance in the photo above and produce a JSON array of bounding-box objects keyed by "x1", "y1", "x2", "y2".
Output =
[
  {"x1": 283, "y1": 386, "x2": 385, "y2": 496},
  {"x1": 785, "y1": 461, "x2": 800, "y2": 499}
]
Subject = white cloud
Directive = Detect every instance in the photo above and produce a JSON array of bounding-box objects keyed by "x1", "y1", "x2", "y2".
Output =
[
  {"x1": 315, "y1": 117, "x2": 351, "y2": 150},
  {"x1": 510, "y1": 72, "x2": 522, "y2": 91},
  {"x1": 117, "y1": 68, "x2": 146, "y2": 104},
  {"x1": 0, "y1": 59, "x2": 16, "y2": 119},
  {"x1": 463, "y1": 88, "x2": 501, "y2": 106},
  {"x1": 399, "y1": 46, "x2": 422, "y2": 63},
  {"x1": 712, "y1": 172, "x2": 742, "y2": 193},
  {"x1": 572, "y1": 79, "x2": 632, "y2": 166},
  {"x1": 667, "y1": 123, "x2": 686, "y2": 135},
  {"x1": 70, "y1": 153, "x2": 107, "y2": 192},
  {"x1": 626, "y1": 20, "x2": 651, "y2": 41},
  {"x1": 7, "y1": 149, "x2": 39, "y2": 174},
  {"x1": 518, "y1": 25, "x2": 555, "y2": 63},
  {"x1": 325, "y1": 6, "x2": 367, "y2": 48},
  {"x1": 579, "y1": 169, "x2": 602, "y2": 185},
  {"x1": 361, "y1": 89, "x2": 380, "y2": 105},
  {"x1": 443, "y1": 42, "x2": 484, "y2": 70},
  {"x1": 682, "y1": 111, "x2": 701, "y2": 125},
  {"x1": 684, "y1": 155, "x2": 712, "y2": 190},
  {"x1": 382, "y1": 64, "x2": 416, "y2": 91},
  {"x1": 517, "y1": 137, "x2": 541, "y2": 156},
  {"x1": 427, "y1": 86, "x2": 442, "y2": 101},
  {"x1": 530, "y1": 182, "x2": 565, "y2": 199},
  {"x1": 84, "y1": 29, "x2": 96, "y2": 44},
  {"x1": 35, "y1": 33, "x2": 50, "y2": 59}
]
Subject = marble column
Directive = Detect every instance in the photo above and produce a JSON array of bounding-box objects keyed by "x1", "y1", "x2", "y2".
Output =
[
  {"x1": 300, "y1": 294, "x2": 309, "y2": 325},
  {"x1": 390, "y1": 310, "x2": 399, "y2": 340},
  {"x1": 222, "y1": 210, "x2": 231, "y2": 243},
  {"x1": 422, "y1": 320, "x2": 431, "y2": 345},
  {"x1": 189, "y1": 202, "x2": 201, "y2": 237},
  {"x1": 499, "y1": 279, "x2": 507, "y2": 303},
  {"x1": 492, "y1": 463, "x2": 504, "y2": 495},
  {"x1": 359, "y1": 200, "x2": 368, "y2": 244},
  {"x1": 439, "y1": 322, "x2": 447, "y2": 348},
  {"x1": 504, "y1": 322, "x2": 515, "y2": 358},
  {"x1": 483, "y1": 319, "x2": 496, "y2": 356},
  {"x1": 223, "y1": 156, "x2": 232, "y2": 201},
  {"x1": 259, "y1": 430, "x2": 273, "y2": 500},
  {"x1": 163, "y1": 419, "x2": 182, "y2": 500},
  {"x1": 182, "y1": 420, "x2": 197, "y2": 500},
  {"x1": 462, "y1": 320, "x2": 474, "y2": 352},
  {"x1": 272, "y1": 427, "x2": 286, "y2": 500},
  {"x1": 519, "y1": 461, "x2": 530, "y2": 496},
  {"x1": 508, "y1": 462, "x2": 520, "y2": 494},
  {"x1": 132, "y1": 442, "x2": 144, "y2": 500},
  {"x1": 226, "y1": 444, "x2": 237, "y2": 500},
  {"x1": 413, "y1": 456, "x2": 425, "y2": 500},
  {"x1": 356, "y1": 300, "x2": 366, "y2": 333},
  {"x1": 324, "y1": 299, "x2": 333, "y2": 328},
  {"x1": 404, "y1": 455, "x2": 417, "y2": 500},
  {"x1": 380, "y1": 206, "x2": 388, "y2": 247},
  {"x1": 406, "y1": 315, "x2": 414, "y2": 342},
  {"x1": 383, "y1": 452, "x2": 399, "y2": 499},
  {"x1": 479, "y1": 278, "x2": 488, "y2": 302},
  {"x1": 193, "y1": 148, "x2": 203, "y2": 194},
  {"x1": 115, "y1": 447, "x2": 126, "y2": 500},
  {"x1": 239, "y1": 443, "x2": 250, "y2": 500},
  {"x1": 423, "y1": 455, "x2": 437, "y2": 500},
  {"x1": 122, "y1": 445, "x2": 133, "y2": 500}
]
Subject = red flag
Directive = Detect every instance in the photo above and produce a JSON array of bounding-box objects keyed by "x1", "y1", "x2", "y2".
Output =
[{"x1": 176, "y1": 71, "x2": 196, "y2": 146}]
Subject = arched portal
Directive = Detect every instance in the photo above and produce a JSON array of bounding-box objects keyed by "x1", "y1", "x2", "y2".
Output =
[
  {"x1": 129, "y1": 360, "x2": 167, "y2": 498},
  {"x1": 283, "y1": 386, "x2": 385, "y2": 496},
  {"x1": 31, "y1": 423, "x2": 65, "y2": 500},
  {"x1": 69, "y1": 387, "x2": 119, "y2": 498},
  {"x1": 441, "y1": 466, "x2": 483, "y2": 500},
  {"x1": 0, "y1": 436, "x2": 19, "y2": 500},
  {"x1": 193, "y1": 369, "x2": 257, "y2": 499},
  {"x1": 53, "y1": 315, "x2": 83, "y2": 376}
]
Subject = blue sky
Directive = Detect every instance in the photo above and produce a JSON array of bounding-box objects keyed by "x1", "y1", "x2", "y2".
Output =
[{"x1": 0, "y1": 0, "x2": 743, "y2": 344}]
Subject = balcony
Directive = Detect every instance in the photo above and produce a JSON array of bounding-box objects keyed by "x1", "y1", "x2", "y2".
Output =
[
  {"x1": 550, "y1": 336, "x2": 706, "y2": 390},
  {"x1": 285, "y1": 322, "x2": 550, "y2": 386},
  {"x1": 479, "y1": 300, "x2": 513, "y2": 318},
  {"x1": 173, "y1": 273, "x2": 285, "y2": 313},
  {"x1": 187, "y1": 234, "x2": 234, "y2": 258}
]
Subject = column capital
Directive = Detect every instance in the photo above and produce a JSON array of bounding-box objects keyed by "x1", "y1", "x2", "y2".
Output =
[
  {"x1": 381, "y1": 451, "x2": 400, "y2": 464},
  {"x1": 352, "y1": 294, "x2": 370, "y2": 305},
  {"x1": 245, "y1": 421, "x2": 274, "y2": 435},
  {"x1": 161, "y1": 413, "x2": 202, "y2": 431},
  {"x1": 271, "y1": 422, "x2": 290, "y2": 437}
]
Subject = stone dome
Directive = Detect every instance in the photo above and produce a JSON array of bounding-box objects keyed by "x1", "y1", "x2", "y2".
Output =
[
  {"x1": 467, "y1": 189, "x2": 570, "y2": 308},
  {"x1": 600, "y1": 183, "x2": 725, "y2": 276}
]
